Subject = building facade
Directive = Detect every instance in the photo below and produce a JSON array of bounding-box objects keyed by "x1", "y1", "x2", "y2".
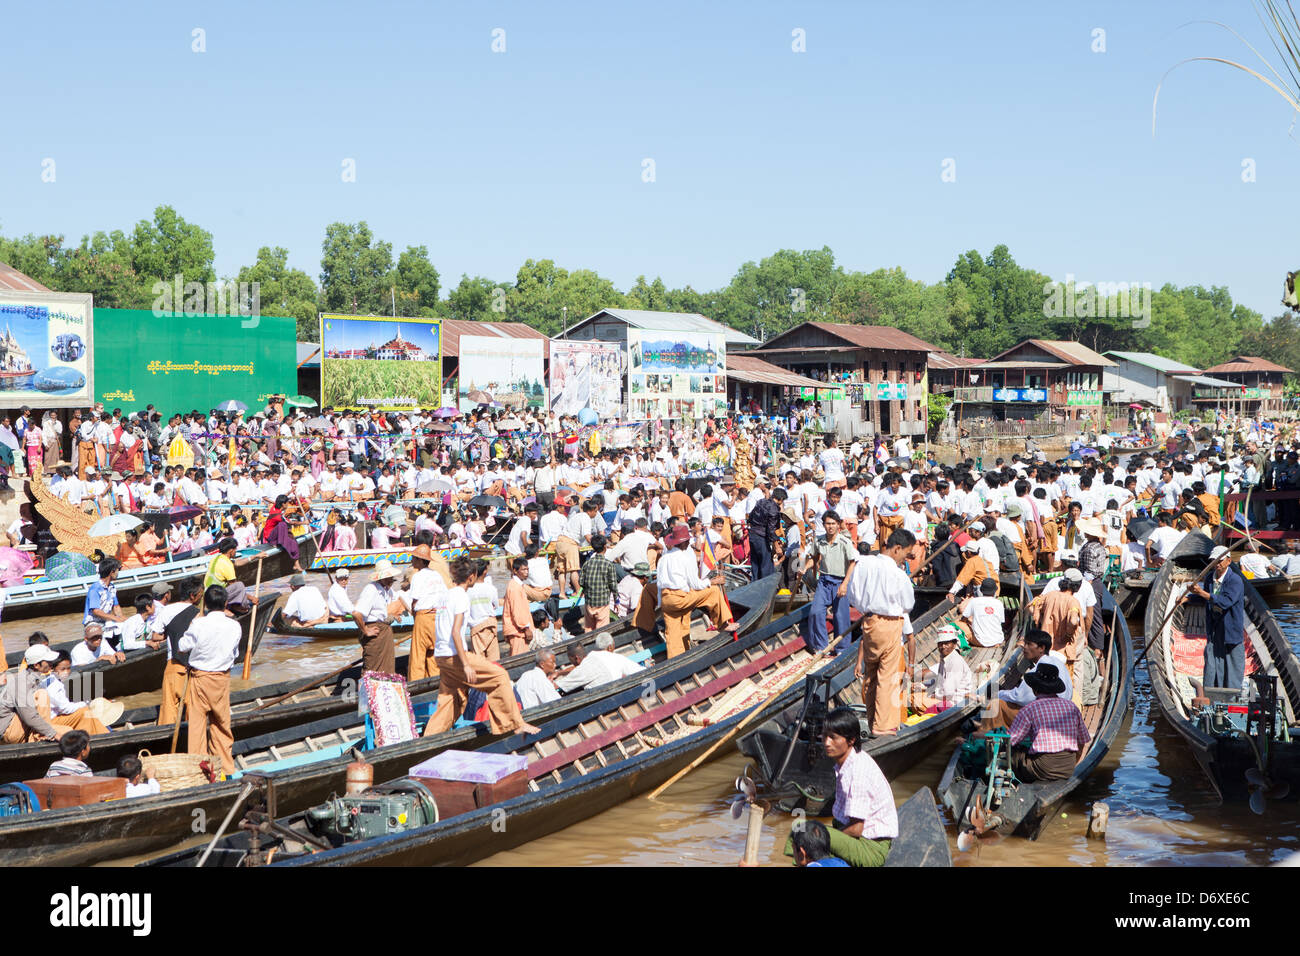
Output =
[{"x1": 949, "y1": 339, "x2": 1116, "y2": 422}]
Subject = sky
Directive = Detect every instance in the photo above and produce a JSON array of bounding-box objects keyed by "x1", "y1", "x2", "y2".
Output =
[{"x1": 3, "y1": 0, "x2": 1299, "y2": 321}]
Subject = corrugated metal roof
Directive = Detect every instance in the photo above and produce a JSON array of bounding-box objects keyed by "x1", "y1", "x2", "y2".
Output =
[
  {"x1": 727, "y1": 354, "x2": 831, "y2": 388},
  {"x1": 928, "y1": 350, "x2": 983, "y2": 370},
  {"x1": 1104, "y1": 351, "x2": 1201, "y2": 374},
  {"x1": 568, "y1": 308, "x2": 759, "y2": 346},
  {"x1": 440, "y1": 320, "x2": 551, "y2": 358},
  {"x1": 0, "y1": 262, "x2": 51, "y2": 293},
  {"x1": 1202, "y1": 355, "x2": 1294, "y2": 374},
  {"x1": 1175, "y1": 373, "x2": 1244, "y2": 388},
  {"x1": 989, "y1": 338, "x2": 1116, "y2": 367},
  {"x1": 960, "y1": 360, "x2": 1070, "y2": 371},
  {"x1": 758, "y1": 321, "x2": 939, "y2": 354}
]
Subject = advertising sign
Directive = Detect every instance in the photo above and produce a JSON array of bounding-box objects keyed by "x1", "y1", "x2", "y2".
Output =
[
  {"x1": 628, "y1": 329, "x2": 727, "y2": 420},
  {"x1": 457, "y1": 336, "x2": 545, "y2": 412},
  {"x1": 549, "y1": 340, "x2": 622, "y2": 418},
  {"x1": 0, "y1": 291, "x2": 93, "y2": 407},
  {"x1": 875, "y1": 381, "x2": 909, "y2": 401},
  {"x1": 1066, "y1": 390, "x2": 1102, "y2": 406},
  {"x1": 993, "y1": 387, "x2": 1048, "y2": 402},
  {"x1": 93, "y1": 308, "x2": 294, "y2": 413},
  {"x1": 321, "y1": 314, "x2": 442, "y2": 410}
]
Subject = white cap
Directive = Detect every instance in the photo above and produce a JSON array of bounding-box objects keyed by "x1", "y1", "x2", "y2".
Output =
[
  {"x1": 1209, "y1": 545, "x2": 1231, "y2": 562},
  {"x1": 336, "y1": 567, "x2": 350, "y2": 578},
  {"x1": 969, "y1": 521, "x2": 986, "y2": 533},
  {"x1": 24, "y1": 645, "x2": 59, "y2": 665},
  {"x1": 1059, "y1": 549, "x2": 1079, "y2": 561},
  {"x1": 961, "y1": 540, "x2": 979, "y2": 553},
  {"x1": 1064, "y1": 568, "x2": 1084, "y2": 582}
]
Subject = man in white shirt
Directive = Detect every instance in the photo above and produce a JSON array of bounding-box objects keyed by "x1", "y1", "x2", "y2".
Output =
[
  {"x1": 607, "y1": 518, "x2": 658, "y2": 572},
  {"x1": 989, "y1": 630, "x2": 1073, "y2": 730},
  {"x1": 283, "y1": 574, "x2": 329, "y2": 627},
  {"x1": 848, "y1": 528, "x2": 915, "y2": 738},
  {"x1": 177, "y1": 584, "x2": 244, "y2": 773},
  {"x1": 657, "y1": 523, "x2": 737, "y2": 657},
  {"x1": 1145, "y1": 513, "x2": 1186, "y2": 567},
  {"x1": 555, "y1": 633, "x2": 644, "y2": 692},
  {"x1": 959, "y1": 580, "x2": 1006, "y2": 647},
  {"x1": 69, "y1": 624, "x2": 124, "y2": 667},
  {"x1": 327, "y1": 567, "x2": 355, "y2": 620},
  {"x1": 505, "y1": 503, "x2": 538, "y2": 556},
  {"x1": 514, "y1": 648, "x2": 562, "y2": 710}
]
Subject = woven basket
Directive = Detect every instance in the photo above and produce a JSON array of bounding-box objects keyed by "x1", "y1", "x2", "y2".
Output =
[{"x1": 138, "y1": 749, "x2": 218, "y2": 792}]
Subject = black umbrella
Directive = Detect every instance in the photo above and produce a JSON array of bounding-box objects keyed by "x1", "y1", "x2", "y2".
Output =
[{"x1": 469, "y1": 494, "x2": 506, "y2": 510}]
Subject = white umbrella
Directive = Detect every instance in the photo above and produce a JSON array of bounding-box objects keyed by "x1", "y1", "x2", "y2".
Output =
[
  {"x1": 88, "y1": 514, "x2": 146, "y2": 537},
  {"x1": 417, "y1": 477, "x2": 455, "y2": 495},
  {"x1": 0, "y1": 426, "x2": 17, "y2": 451}
]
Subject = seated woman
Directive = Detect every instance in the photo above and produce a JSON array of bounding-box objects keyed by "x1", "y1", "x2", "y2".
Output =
[
  {"x1": 783, "y1": 707, "x2": 897, "y2": 867},
  {"x1": 910, "y1": 624, "x2": 974, "y2": 714}
]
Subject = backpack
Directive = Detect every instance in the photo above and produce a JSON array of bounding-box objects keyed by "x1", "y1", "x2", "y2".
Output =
[{"x1": 987, "y1": 531, "x2": 1019, "y2": 573}]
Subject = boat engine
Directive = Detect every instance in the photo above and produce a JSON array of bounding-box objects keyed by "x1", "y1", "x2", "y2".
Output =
[{"x1": 303, "y1": 778, "x2": 439, "y2": 845}]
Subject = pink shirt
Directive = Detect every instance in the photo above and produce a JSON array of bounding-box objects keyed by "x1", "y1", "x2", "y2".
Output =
[{"x1": 832, "y1": 748, "x2": 898, "y2": 839}]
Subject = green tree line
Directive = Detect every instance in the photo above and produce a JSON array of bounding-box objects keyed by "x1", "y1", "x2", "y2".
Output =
[{"x1": 1, "y1": 207, "x2": 1291, "y2": 371}]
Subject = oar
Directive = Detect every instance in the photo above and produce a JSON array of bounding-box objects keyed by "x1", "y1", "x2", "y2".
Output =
[
  {"x1": 913, "y1": 515, "x2": 980, "y2": 580},
  {"x1": 648, "y1": 632, "x2": 846, "y2": 800},
  {"x1": 240, "y1": 557, "x2": 265, "y2": 680},
  {"x1": 250, "y1": 632, "x2": 416, "y2": 713}
]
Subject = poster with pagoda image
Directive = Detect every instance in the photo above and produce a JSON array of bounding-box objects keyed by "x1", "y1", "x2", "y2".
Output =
[
  {"x1": 457, "y1": 336, "x2": 546, "y2": 413},
  {"x1": 626, "y1": 328, "x2": 725, "y2": 420},
  {"x1": 0, "y1": 290, "x2": 94, "y2": 407},
  {"x1": 320, "y1": 314, "x2": 441, "y2": 410}
]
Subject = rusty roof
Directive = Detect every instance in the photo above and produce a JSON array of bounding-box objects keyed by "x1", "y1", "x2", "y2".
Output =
[
  {"x1": 987, "y1": 338, "x2": 1116, "y2": 367},
  {"x1": 727, "y1": 354, "x2": 831, "y2": 388},
  {"x1": 0, "y1": 262, "x2": 51, "y2": 293},
  {"x1": 1202, "y1": 355, "x2": 1294, "y2": 375},
  {"x1": 440, "y1": 320, "x2": 550, "y2": 358},
  {"x1": 757, "y1": 321, "x2": 941, "y2": 354},
  {"x1": 927, "y1": 349, "x2": 982, "y2": 370}
]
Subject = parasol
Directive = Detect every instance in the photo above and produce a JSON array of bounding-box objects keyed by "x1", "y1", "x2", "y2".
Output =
[
  {"x1": 0, "y1": 427, "x2": 17, "y2": 451},
  {"x1": 87, "y1": 513, "x2": 146, "y2": 537},
  {"x1": 284, "y1": 395, "x2": 318, "y2": 408},
  {"x1": 577, "y1": 408, "x2": 598, "y2": 426},
  {"x1": 215, "y1": 400, "x2": 248, "y2": 414},
  {"x1": 432, "y1": 407, "x2": 459, "y2": 419},
  {"x1": 305, "y1": 416, "x2": 331, "y2": 430},
  {"x1": 469, "y1": 494, "x2": 506, "y2": 510},
  {"x1": 417, "y1": 477, "x2": 454, "y2": 495},
  {"x1": 43, "y1": 552, "x2": 96, "y2": 581},
  {"x1": 0, "y1": 546, "x2": 35, "y2": 587}
]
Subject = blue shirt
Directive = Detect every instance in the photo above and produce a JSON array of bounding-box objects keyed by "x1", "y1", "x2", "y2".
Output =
[
  {"x1": 807, "y1": 857, "x2": 850, "y2": 867},
  {"x1": 84, "y1": 580, "x2": 118, "y2": 627}
]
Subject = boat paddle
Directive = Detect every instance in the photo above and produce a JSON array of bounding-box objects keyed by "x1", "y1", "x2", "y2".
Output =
[
  {"x1": 240, "y1": 556, "x2": 265, "y2": 681},
  {"x1": 250, "y1": 632, "x2": 416, "y2": 713}
]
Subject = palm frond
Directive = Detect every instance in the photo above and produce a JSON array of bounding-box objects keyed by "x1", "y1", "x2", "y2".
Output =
[{"x1": 1154, "y1": 57, "x2": 1300, "y2": 136}]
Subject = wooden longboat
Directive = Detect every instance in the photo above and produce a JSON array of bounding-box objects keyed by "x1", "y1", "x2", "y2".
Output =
[
  {"x1": 0, "y1": 532, "x2": 317, "y2": 621},
  {"x1": 0, "y1": 574, "x2": 779, "y2": 866},
  {"x1": 911, "y1": 570, "x2": 1047, "y2": 619},
  {"x1": 882, "y1": 788, "x2": 952, "y2": 867},
  {"x1": 0, "y1": 595, "x2": 278, "y2": 703},
  {"x1": 145, "y1": 601, "x2": 842, "y2": 868},
  {"x1": 938, "y1": 584, "x2": 1134, "y2": 842},
  {"x1": 1141, "y1": 535, "x2": 1300, "y2": 803},
  {"x1": 1115, "y1": 570, "x2": 1153, "y2": 618},
  {"x1": 268, "y1": 595, "x2": 585, "y2": 641},
  {"x1": 736, "y1": 589, "x2": 1028, "y2": 814}
]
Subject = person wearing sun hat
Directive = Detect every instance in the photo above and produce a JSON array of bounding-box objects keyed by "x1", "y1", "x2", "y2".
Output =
[
  {"x1": 350, "y1": 559, "x2": 403, "y2": 674},
  {"x1": 1001, "y1": 663, "x2": 1090, "y2": 783},
  {"x1": 910, "y1": 623, "x2": 974, "y2": 714}
]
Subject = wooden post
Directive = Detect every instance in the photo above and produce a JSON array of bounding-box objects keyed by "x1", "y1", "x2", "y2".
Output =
[
  {"x1": 1087, "y1": 801, "x2": 1109, "y2": 839},
  {"x1": 739, "y1": 801, "x2": 765, "y2": 867}
]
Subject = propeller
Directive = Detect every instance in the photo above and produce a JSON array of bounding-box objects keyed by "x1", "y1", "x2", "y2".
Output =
[{"x1": 1246, "y1": 767, "x2": 1290, "y2": 815}]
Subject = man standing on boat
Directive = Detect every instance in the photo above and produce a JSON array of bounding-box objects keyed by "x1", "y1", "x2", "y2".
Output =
[
  {"x1": 1186, "y1": 544, "x2": 1247, "y2": 694},
  {"x1": 848, "y1": 529, "x2": 916, "y2": 737}
]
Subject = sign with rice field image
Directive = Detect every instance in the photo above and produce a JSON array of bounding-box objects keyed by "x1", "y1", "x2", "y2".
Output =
[{"x1": 320, "y1": 314, "x2": 442, "y2": 409}]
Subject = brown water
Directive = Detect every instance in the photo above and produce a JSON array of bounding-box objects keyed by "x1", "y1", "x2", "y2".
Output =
[{"x1": 13, "y1": 568, "x2": 1300, "y2": 866}]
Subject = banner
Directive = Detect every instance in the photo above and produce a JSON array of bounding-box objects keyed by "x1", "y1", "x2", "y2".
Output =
[
  {"x1": 1066, "y1": 389, "x2": 1102, "y2": 406},
  {"x1": 549, "y1": 340, "x2": 622, "y2": 418},
  {"x1": 993, "y1": 386, "x2": 1048, "y2": 402},
  {"x1": 0, "y1": 291, "x2": 93, "y2": 407},
  {"x1": 457, "y1": 336, "x2": 545, "y2": 412},
  {"x1": 321, "y1": 314, "x2": 442, "y2": 410},
  {"x1": 92, "y1": 308, "x2": 293, "y2": 414},
  {"x1": 627, "y1": 329, "x2": 726, "y2": 420}
]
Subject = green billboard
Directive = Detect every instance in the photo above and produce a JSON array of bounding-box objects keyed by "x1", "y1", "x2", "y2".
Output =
[{"x1": 93, "y1": 309, "x2": 297, "y2": 414}]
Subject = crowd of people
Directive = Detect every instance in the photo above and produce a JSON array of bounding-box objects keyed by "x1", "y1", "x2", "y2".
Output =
[{"x1": 5, "y1": 396, "x2": 1298, "y2": 866}]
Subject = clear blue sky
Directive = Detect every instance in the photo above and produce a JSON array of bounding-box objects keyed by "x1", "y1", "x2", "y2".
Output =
[{"x1": 2, "y1": 0, "x2": 1298, "y2": 320}]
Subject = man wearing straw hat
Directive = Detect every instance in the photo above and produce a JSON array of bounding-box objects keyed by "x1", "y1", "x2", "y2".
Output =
[
  {"x1": 351, "y1": 559, "x2": 403, "y2": 675},
  {"x1": 400, "y1": 545, "x2": 445, "y2": 680}
]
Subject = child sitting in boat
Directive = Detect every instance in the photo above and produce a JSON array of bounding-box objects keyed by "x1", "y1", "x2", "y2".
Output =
[
  {"x1": 117, "y1": 754, "x2": 161, "y2": 798},
  {"x1": 45, "y1": 730, "x2": 92, "y2": 777}
]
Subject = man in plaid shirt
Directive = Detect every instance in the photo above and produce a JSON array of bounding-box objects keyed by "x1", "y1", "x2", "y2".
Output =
[
  {"x1": 579, "y1": 533, "x2": 619, "y2": 632},
  {"x1": 1006, "y1": 663, "x2": 1090, "y2": 782}
]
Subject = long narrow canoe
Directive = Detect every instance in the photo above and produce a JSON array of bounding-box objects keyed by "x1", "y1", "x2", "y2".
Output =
[
  {"x1": 736, "y1": 589, "x2": 1027, "y2": 813},
  {"x1": 146, "y1": 600, "x2": 840, "y2": 868},
  {"x1": 269, "y1": 596, "x2": 584, "y2": 641},
  {"x1": 2, "y1": 532, "x2": 317, "y2": 620},
  {"x1": 1, "y1": 597, "x2": 278, "y2": 702},
  {"x1": 0, "y1": 574, "x2": 780, "y2": 866},
  {"x1": 1142, "y1": 534, "x2": 1300, "y2": 803},
  {"x1": 938, "y1": 583, "x2": 1133, "y2": 842}
]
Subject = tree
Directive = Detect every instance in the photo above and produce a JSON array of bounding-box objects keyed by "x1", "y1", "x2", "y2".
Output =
[
  {"x1": 396, "y1": 245, "x2": 440, "y2": 315},
  {"x1": 446, "y1": 275, "x2": 503, "y2": 322},
  {"x1": 237, "y1": 246, "x2": 320, "y2": 340},
  {"x1": 130, "y1": 205, "x2": 216, "y2": 287},
  {"x1": 722, "y1": 246, "x2": 843, "y2": 340},
  {"x1": 319, "y1": 221, "x2": 394, "y2": 315}
]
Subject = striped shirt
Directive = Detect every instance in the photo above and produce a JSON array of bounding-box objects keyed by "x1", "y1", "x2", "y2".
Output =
[{"x1": 1008, "y1": 695, "x2": 1091, "y2": 755}]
